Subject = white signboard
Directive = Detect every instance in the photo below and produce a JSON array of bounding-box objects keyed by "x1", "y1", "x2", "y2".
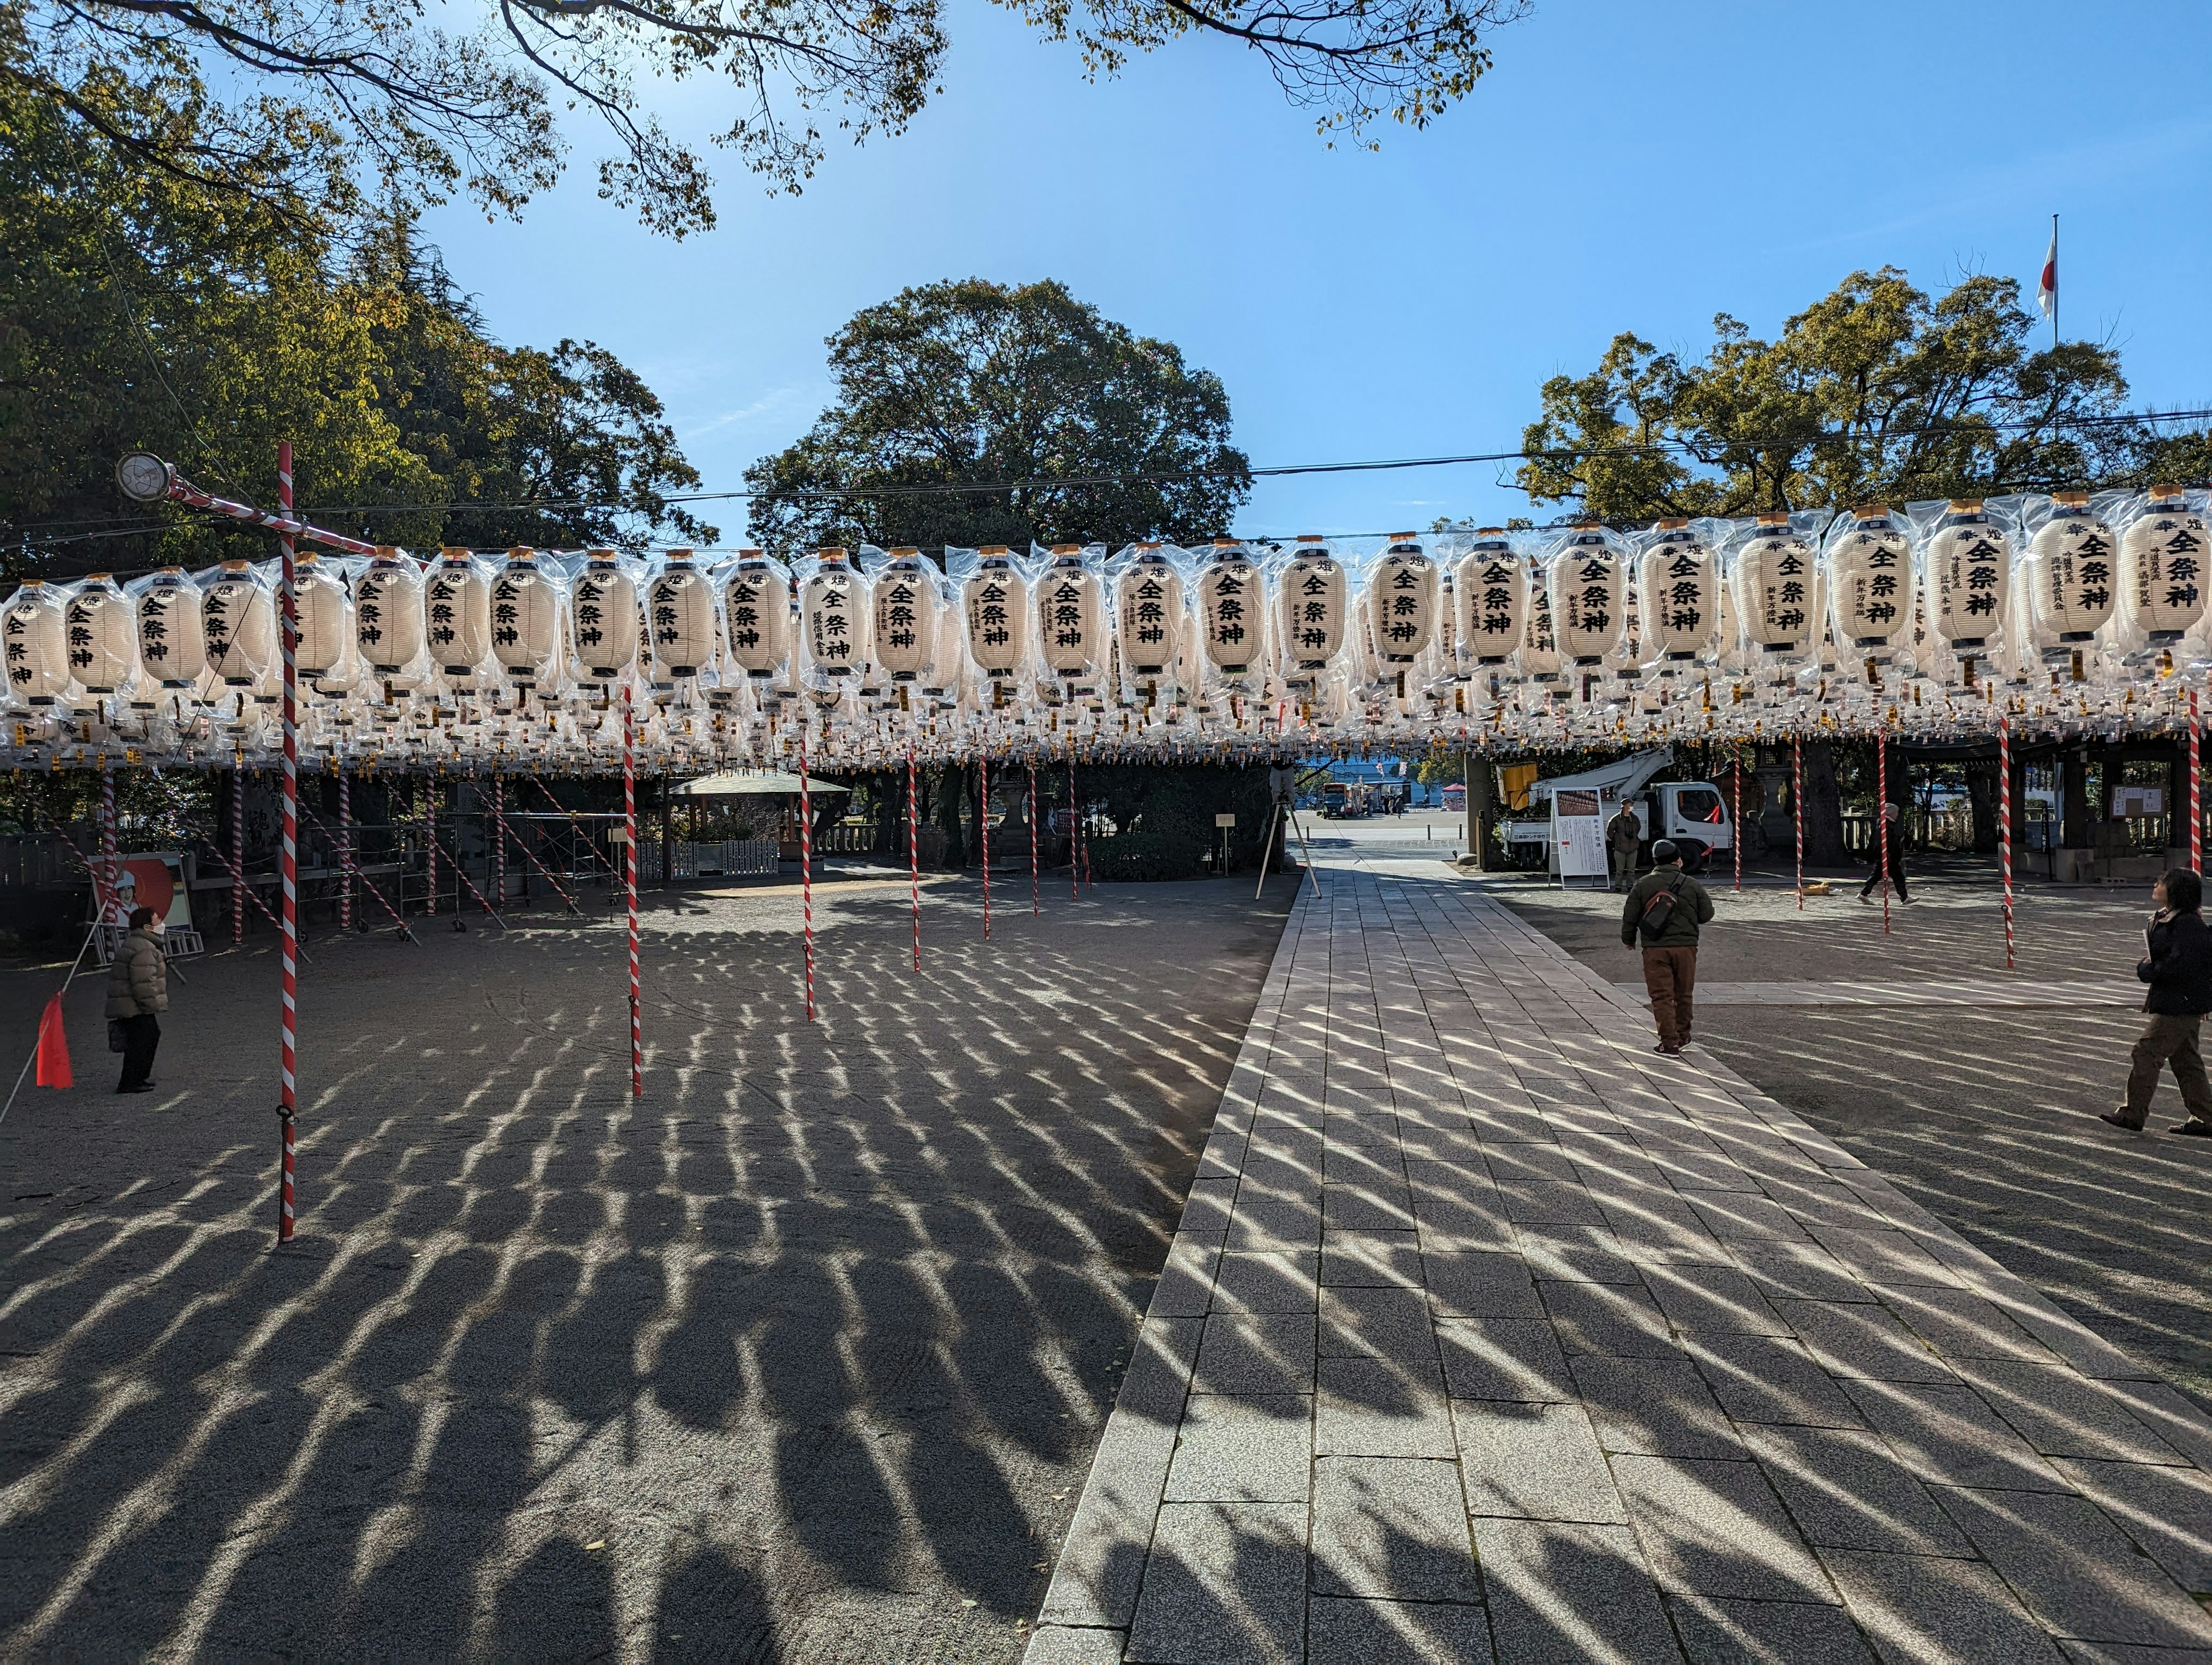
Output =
[{"x1": 1554, "y1": 789, "x2": 1609, "y2": 880}]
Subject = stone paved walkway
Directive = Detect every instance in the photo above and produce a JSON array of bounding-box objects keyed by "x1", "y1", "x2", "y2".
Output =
[{"x1": 1025, "y1": 864, "x2": 2212, "y2": 1664}]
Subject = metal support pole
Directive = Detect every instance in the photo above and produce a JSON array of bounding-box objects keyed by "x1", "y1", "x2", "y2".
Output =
[
  {"x1": 425, "y1": 782, "x2": 437, "y2": 915},
  {"x1": 800, "y1": 715, "x2": 815, "y2": 1022},
  {"x1": 337, "y1": 766, "x2": 352, "y2": 931},
  {"x1": 982, "y1": 750, "x2": 991, "y2": 939},
  {"x1": 1731, "y1": 752, "x2": 1742, "y2": 893},
  {"x1": 99, "y1": 758, "x2": 117, "y2": 923},
  {"x1": 276, "y1": 441, "x2": 298, "y2": 1245},
  {"x1": 1999, "y1": 716, "x2": 2015, "y2": 971},
  {"x1": 232, "y1": 760, "x2": 245, "y2": 944},
  {"x1": 2191, "y1": 690, "x2": 2202, "y2": 875},
  {"x1": 1793, "y1": 735, "x2": 1804, "y2": 911},
  {"x1": 1877, "y1": 730, "x2": 1891, "y2": 934},
  {"x1": 1029, "y1": 760, "x2": 1040, "y2": 914},
  {"x1": 490, "y1": 773, "x2": 504, "y2": 909},
  {"x1": 624, "y1": 688, "x2": 641, "y2": 1097},
  {"x1": 908, "y1": 743, "x2": 921, "y2": 971}
]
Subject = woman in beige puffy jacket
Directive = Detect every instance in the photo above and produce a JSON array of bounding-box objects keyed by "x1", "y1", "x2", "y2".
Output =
[{"x1": 104, "y1": 905, "x2": 168, "y2": 1093}]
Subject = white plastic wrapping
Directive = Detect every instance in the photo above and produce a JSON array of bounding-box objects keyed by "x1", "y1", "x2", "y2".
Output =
[
  {"x1": 646, "y1": 549, "x2": 718, "y2": 681},
  {"x1": 354, "y1": 546, "x2": 428, "y2": 681},
  {"x1": 722, "y1": 551, "x2": 794, "y2": 683},
  {"x1": 1635, "y1": 520, "x2": 1720, "y2": 668},
  {"x1": 424, "y1": 548, "x2": 494, "y2": 684},
  {"x1": 1195, "y1": 538, "x2": 1268, "y2": 681},
  {"x1": 201, "y1": 560, "x2": 277, "y2": 689},
  {"x1": 2, "y1": 580, "x2": 71, "y2": 706},
  {"x1": 1035, "y1": 544, "x2": 1111, "y2": 689},
  {"x1": 489, "y1": 548, "x2": 566, "y2": 690},
  {"x1": 128, "y1": 567, "x2": 209, "y2": 692},
  {"x1": 1114, "y1": 544, "x2": 1186, "y2": 685},
  {"x1": 795, "y1": 546, "x2": 870, "y2": 691},
  {"x1": 293, "y1": 554, "x2": 355, "y2": 685},
  {"x1": 62, "y1": 573, "x2": 140, "y2": 696},
  {"x1": 961, "y1": 547, "x2": 1031, "y2": 685},
  {"x1": 866, "y1": 547, "x2": 944, "y2": 684},
  {"x1": 1365, "y1": 534, "x2": 1441, "y2": 672},
  {"x1": 1821, "y1": 505, "x2": 1915, "y2": 662},
  {"x1": 1912, "y1": 499, "x2": 2014, "y2": 654},
  {"x1": 2115, "y1": 486, "x2": 2209, "y2": 649},
  {"x1": 571, "y1": 549, "x2": 643, "y2": 683},
  {"x1": 2018, "y1": 492, "x2": 2117, "y2": 660},
  {"x1": 1728, "y1": 513, "x2": 1821, "y2": 661}
]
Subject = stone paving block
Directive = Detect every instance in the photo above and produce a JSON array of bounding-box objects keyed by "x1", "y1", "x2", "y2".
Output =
[
  {"x1": 1541, "y1": 1279, "x2": 1681, "y2": 1359},
  {"x1": 1820, "y1": 1549, "x2": 2066, "y2": 1664},
  {"x1": 1311, "y1": 1456, "x2": 1483, "y2": 1603},
  {"x1": 1871, "y1": 1283, "x2": 2063, "y2": 1364},
  {"x1": 1472, "y1": 1518, "x2": 1682, "y2": 1665},
  {"x1": 1957, "y1": 1359, "x2": 2186, "y2": 1463},
  {"x1": 1640, "y1": 1262, "x2": 1791, "y2": 1337},
  {"x1": 1486, "y1": 1144, "x2": 1582, "y2": 1182},
  {"x1": 1683, "y1": 1332, "x2": 1866, "y2": 1431},
  {"x1": 2054, "y1": 1457, "x2": 2212, "y2": 1592},
  {"x1": 1726, "y1": 1239, "x2": 1873, "y2": 1304},
  {"x1": 1022, "y1": 1624, "x2": 1128, "y2": 1665},
  {"x1": 1321, "y1": 1229, "x2": 1425, "y2": 1287},
  {"x1": 1199, "y1": 1136, "x2": 1254, "y2": 1180},
  {"x1": 1126, "y1": 1500, "x2": 1309, "y2": 1665},
  {"x1": 1932, "y1": 1485, "x2": 2212, "y2": 1649},
  {"x1": 1317, "y1": 1357, "x2": 1457, "y2": 1457},
  {"x1": 1423, "y1": 1249, "x2": 1545, "y2": 1319},
  {"x1": 2012, "y1": 1310, "x2": 2173, "y2": 1383},
  {"x1": 1501, "y1": 1179, "x2": 1613, "y2": 1227},
  {"x1": 1610, "y1": 1454, "x2": 1835, "y2": 1605},
  {"x1": 1609, "y1": 1218, "x2": 1737, "y2": 1266},
  {"x1": 1682, "y1": 1192, "x2": 1817, "y2": 1241},
  {"x1": 2058, "y1": 1642, "x2": 2212, "y2": 1664},
  {"x1": 1192, "y1": 1314, "x2": 1319, "y2": 1397},
  {"x1": 1571, "y1": 1354, "x2": 1746, "y2": 1459},
  {"x1": 1306, "y1": 1595, "x2": 1494, "y2": 1665},
  {"x1": 1210, "y1": 1250, "x2": 1321, "y2": 1315},
  {"x1": 2086, "y1": 1380, "x2": 2212, "y2": 1469},
  {"x1": 1321, "y1": 1285, "x2": 1440, "y2": 1361},
  {"x1": 1454, "y1": 1398, "x2": 1627, "y2": 1525},
  {"x1": 1771, "y1": 1298, "x2": 1957, "y2": 1384},
  {"x1": 1225, "y1": 1192, "x2": 1325, "y2": 1251},
  {"x1": 1180, "y1": 1176, "x2": 1240, "y2": 1241},
  {"x1": 1327, "y1": 1111, "x2": 1406, "y2": 1146},
  {"x1": 1512, "y1": 1224, "x2": 1645, "y2": 1284},
  {"x1": 1413, "y1": 1193, "x2": 1518, "y2": 1251},
  {"x1": 1665, "y1": 1593, "x2": 1880, "y2": 1664},
  {"x1": 1736, "y1": 1423, "x2": 1972, "y2": 1556},
  {"x1": 1436, "y1": 1317, "x2": 1578, "y2": 1404},
  {"x1": 1153, "y1": 1242, "x2": 1224, "y2": 1318},
  {"x1": 1804, "y1": 1226, "x2": 1962, "y2": 1289},
  {"x1": 1842, "y1": 1379, "x2": 2070, "y2": 1493},
  {"x1": 1324, "y1": 1183, "x2": 1420, "y2": 1232},
  {"x1": 1326, "y1": 1143, "x2": 1410, "y2": 1188},
  {"x1": 1164, "y1": 1394, "x2": 1313, "y2": 1504}
]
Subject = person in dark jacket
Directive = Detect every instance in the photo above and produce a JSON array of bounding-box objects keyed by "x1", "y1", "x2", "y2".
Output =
[
  {"x1": 103, "y1": 905, "x2": 169, "y2": 1094},
  {"x1": 2103, "y1": 867, "x2": 2212, "y2": 1134},
  {"x1": 1621, "y1": 839, "x2": 1715, "y2": 1056},
  {"x1": 1607, "y1": 802, "x2": 1643, "y2": 893}
]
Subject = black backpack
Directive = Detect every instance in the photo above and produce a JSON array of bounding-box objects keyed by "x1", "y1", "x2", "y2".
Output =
[{"x1": 1637, "y1": 873, "x2": 1687, "y2": 943}]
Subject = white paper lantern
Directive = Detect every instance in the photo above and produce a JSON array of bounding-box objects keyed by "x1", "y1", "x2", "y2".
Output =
[
  {"x1": 491, "y1": 549, "x2": 563, "y2": 685},
  {"x1": 1517, "y1": 559, "x2": 1561, "y2": 678},
  {"x1": 134, "y1": 568, "x2": 207, "y2": 689},
  {"x1": 293, "y1": 555, "x2": 353, "y2": 680},
  {"x1": 1366, "y1": 536, "x2": 1440, "y2": 665},
  {"x1": 1116, "y1": 545, "x2": 1184, "y2": 677},
  {"x1": 2121, "y1": 490, "x2": 2208, "y2": 642},
  {"x1": 1453, "y1": 534, "x2": 1524, "y2": 667},
  {"x1": 647, "y1": 552, "x2": 716, "y2": 678},
  {"x1": 1639, "y1": 523, "x2": 1718, "y2": 663},
  {"x1": 63, "y1": 574, "x2": 139, "y2": 694},
  {"x1": 964, "y1": 548, "x2": 1029, "y2": 677},
  {"x1": 2025, "y1": 495, "x2": 2117, "y2": 643},
  {"x1": 1037, "y1": 547, "x2": 1107, "y2": 680},
  {"x1": 355, "y1": 546, "x2": 426, "y2": 676},
  {"x1": 571, "y1": 551, "x2": 641, "y2": 681},
  {"x1": 1732, "y1": 516, "x2": 1820, "y2": 654},
  {"x1": 1825, "y1": 507, "x2": 1913, "y2": 650},
  {"x1": 1197, "y1": 540, "x2": 1265, "y2": 674},
  {"x1": 870, "y1": 549, "x2": 941, "y2": 682},
  {"x1": 1281, "y1": 538, "x2": 1349, "y2": 672},
  {"x1": 800, "y1": 547, "x2": 869, "y2": 681},
  {"x1": 202, "y1": 561, "x2": 276, "y2": 687},
  {"x1": 1547, "y1": 529, "x2": 1625, "y2": 663},
  {"x1": 424, "y1": 549, "x2": 493, "y2": 677},
  {"x1": 724, "y1": 553, "x2": 793, "y2": 678},
  {"x1": 2, "y1": 581, "x2": 70, "y2": 706},
  {"x1": 1925, "y1": 502, "x2": 2012, "y2": 648}
]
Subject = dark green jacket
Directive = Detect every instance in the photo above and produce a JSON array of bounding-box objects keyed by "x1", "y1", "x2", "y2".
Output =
[{"x1": 1620, "y1": 867, "x2": 1714, "y2": 949}]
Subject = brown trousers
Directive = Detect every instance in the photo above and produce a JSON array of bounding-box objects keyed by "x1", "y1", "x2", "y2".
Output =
[
  {"x1": 1641, "y1": 945, "x2": 1697, "y2": 1049},
  {"x1": 2122, "y1": 1012, "x2": 2212, "y2": 1125}
]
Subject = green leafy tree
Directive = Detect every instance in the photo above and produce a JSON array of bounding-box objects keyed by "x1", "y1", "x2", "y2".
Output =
[
  {"x1": 745, "y1": 278, "x2": 1251, "y2": 556},
  {"x1": 1516, "y1": 267, "x2": 2199, "y2": 521},
  {"x1": 4, "y1": 0, "x2": 1528, "y2": 237}
]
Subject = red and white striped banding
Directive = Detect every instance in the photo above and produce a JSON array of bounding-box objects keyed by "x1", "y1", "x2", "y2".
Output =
[
  {"x1": 624, "y1": 687, "x2": 641, "y2": 1097},
  {"x1": 2191, "y1": 690, "x2": 2202, "y2": 875},
  {"x1": 1029, "y1": 761, "x2": 1040, "y2": 915},
  {"x1": 800, "y1": 717, "x2": 815, "y2": 1022},
  {"x1": 276, "y1": 441, "x2": 298, "y2": 1245},
  {"x1": 1876, "y1": 729, "x2": 1891, "y2": 935},
  {"x1": 1731, "y1": 753, "x2": 1741, "y2": 893},
  {"x1": 337, "y1": 767, "x2": 352, "y2": 931},
  {"x1": 99, "y1": 759, "x2": 117, "y2": 923},
  {"x1": 908, "y1": 743, "x2": 921, "y2": 970},
  {"x1": 1792, "y1": 735, "x2": 1803, "y2": 911},
  {"x1": 490, "y1": 774, "x2": 504, "y2": 911},
  {"x1": 1999, "y1": 716, "x2": 2015, "y2": 970},
  {"x1": 1069, "y1": 757, "x2": 1079, "y2": 901},
  {"x1": 425, "y1": 783, "x2": 437, "y2": 915},
  {"x1": 233, "y1": 760, "x2": 246, "y2": 944},
  {"x1": 981, "y1": 750, "x2": 991, "y2": 940}
]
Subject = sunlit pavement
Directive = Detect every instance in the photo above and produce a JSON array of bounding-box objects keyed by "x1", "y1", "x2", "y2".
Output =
[
  {"x1": 0, "y1": 873, "x2": 1287, "y2": 1663},
  {"x1": 1028, "y1": 844, "x2": 2212, "y2": 1665}
]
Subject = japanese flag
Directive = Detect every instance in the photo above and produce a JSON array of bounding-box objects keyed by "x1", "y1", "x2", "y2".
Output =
[{"x1": 2036, "y1": 225, "x2": 2056, "y2": 318}]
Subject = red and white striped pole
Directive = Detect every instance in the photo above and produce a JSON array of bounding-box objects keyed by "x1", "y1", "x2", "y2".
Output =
[
  {"x1": 907, "y1": 742, "x2": 921, "y2": 971},
  {"x1": 1029, "y1": 760, "x2": 1040, "y2": 915},
  {"x1": 1731, "y1": 751, "x2": 1741, "y2": 893},
  {"x1": 1792, "y1": 734, "x2": 1804, "y2": 911},
  {"x1": 1999, "y1": 716, "x2": 2015, "y2": 971},
  {"x1": 623, "y1": 688, "x2": 641, "y2": 1097},
  {"x1": 276, "y1": 440, "x2": 299, "y2": 1245},
  {"x1": 425, "y1": 782, "x2": 437, "y2": 916},
  {"x1": 337, "y1": 765, "x2": 353, "y2": 931},
  {"x1": 490, "y1": 773, "x2": 504, "y2": 911},
  {"x1": 800, "y1": 715, "x2": 815, "y2": 1022},
  {"x1": 232, "y1": 758, "x2": 245, "y2": 945},
  {"x1": 2190, "y1": 689, "x2": 2202, "y2": 875},
  {"x1": 1069, "y1": 756, "x2": 1079, "y2": 901},
  {"x1": 1876, "y1": 728, "x2": 1892, "y2": 935},
  {"x1": 981, "y1": 750, "x2": 992, "y2": 939},
  {"x1": 99, "y1": 757, "x2": 117, "y2": 923}
]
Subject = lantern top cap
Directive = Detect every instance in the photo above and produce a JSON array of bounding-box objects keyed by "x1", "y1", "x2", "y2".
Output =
[
  {"x1": 889, "y1": 545, "x2": 921, "y2": 557},
  {"x1": 296, "y1": 551, "x2": 319, "y2": 564},
  {"x1": 220, "y1": 559, "x2": 252, "y2": 570},
  {"x1": 1755, "y1": 511, "x2": 1790, "y2": 526},
  {"x1": 1948, "y1": 498, "x2": 1984, "y2": 511},
  {"x1": 372, "y1": 544, "x2": 402, "y2": 559},
  {"x1": 585, "y1": 546, "x2": 619, "y2": 561},
  {"x1": 84, "y1": 571, "x2": 112, "y2": 582},
  {"x1": 1851, "y1": 503, "x2": 1893, "y2": 519},
  {"x1": 1388, "y1": 531, "x2": 1419, "y2": 541},
  {"x1": 816, "y1": 546, "x2": 849, "y2": 561},
  {"x1": 664, "y1": 547, "x2": 694, "y2": 561},
  {"x1": 1050, "y1": 543, "x2": 1082, "y2": 555},
  {"x1": 438, "y1": 545, "x2": 472, "y2": 558},
  {"x1": 1134, "y1": 541, "x2": 1161, "y2": 551},
  {"x1": 1657, "y1": 517, "x2": 1689, "y2": 530},
  {"x1": 1474, "y1": 526, "x2": 1506, "y2": 537},
  {"x1": 980, "y1": 544, "x2": 1010, "y2": 555},
  {"x1": 1296, "y1": 533, "x2": 1324, "y2": 543},
  {"x1": 506, "y1": 547, "x2": 537, "y2": 561},
  {"x1": 738, "y1": 547, "x2": 764, "y2": 557},
  {"x1": 156, "y1": 565, "x2": 185, "y2": 575},
  {"x1": 1212, "y1": 537, "x2": 1244, "y2": 549},
  {"x1": 2054, "y1": 490, "x2": 2090, "y2": 506},
  {"x1": 2150, "y1": 483, "x2": 2183, "y2": 499}
]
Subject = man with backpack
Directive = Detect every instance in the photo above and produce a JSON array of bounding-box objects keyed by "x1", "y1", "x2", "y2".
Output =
[
  {"x1": 1620, "y1": 839, "x2": 1714, "y2": 1057},
  {"x1": 2101, "y1": 867, "x2": 2212, "y2": 1135}
]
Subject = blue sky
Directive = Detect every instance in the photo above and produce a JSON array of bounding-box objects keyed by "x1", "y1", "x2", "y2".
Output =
[{"x1": 422, "y1": 0, "x2": 2212, "y2": 545}]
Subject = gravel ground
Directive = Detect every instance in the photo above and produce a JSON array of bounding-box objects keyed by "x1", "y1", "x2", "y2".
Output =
[
  {"x1": 0, "y1": 870, "x2": 1289, "y2": 1664},
  {"x1": 1498, "y1": 868, "x2": 2212, "y2": 1413}
]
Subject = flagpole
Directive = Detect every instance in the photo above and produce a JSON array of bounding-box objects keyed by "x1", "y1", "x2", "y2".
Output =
[{"x1": 2051, "y1": 213, "x2": 2059, "y2": 351}]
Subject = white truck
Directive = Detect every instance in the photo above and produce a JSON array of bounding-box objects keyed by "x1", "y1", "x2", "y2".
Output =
[{"x1": 1499, "y1": 747, "x2": 1735, "y2": 874}]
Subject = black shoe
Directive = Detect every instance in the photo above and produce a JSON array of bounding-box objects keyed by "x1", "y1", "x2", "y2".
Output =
[
  {"x1": 116, "y1": 1083, "x2": 155, "y2": 1094},
  {"x1": 2099, "y1": 1110, "x2": 2146, "y2": 1132},
  {"x1": 1653, "y1": 1044, "x2": 1683, "y2": 1057},
  {"x1": 2170, "y1": 1120, "x2": 2212, "y2": 1137}
]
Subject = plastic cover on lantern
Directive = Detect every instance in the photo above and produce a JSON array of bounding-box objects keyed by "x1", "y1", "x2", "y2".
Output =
[
  {"x1": 2108, "y1": 485, "x2": 2210, "y2": 658},
  {"x1": 1450, "y1": 530, "x2": 1524, "y2": 670},
  {"x1": 1721, "y1": 513, "x2": 1824, "y2": 662},
  {"x1": 1032, "y1": 543, "x2": 1111, "y2": 689},
  {"x1": 1820, "y1": 505, "x2": 1915, "y2": 664},
  {"x1": 719, "y1": 549, "x2": 794, "y2": 682},
  {"x1": 127, "y1": 567, "x2": 209, "y2": 692},
  {"x1": 1111, "y1": 543, "x2": 1188, "y2": 692},
  {"x1": 2015, "y1": 492, "x2": 2117, "y2": 666},
  {"x1": 859, "y1": 545, "x2": 943, "y2": 685},
  {"x1": 793, "y1": 547, "x2": 871, "y2": 691},
  {"x1": 1544, "y1": 525, "x2": 1629, "y2": 666},
  {"x1": 62, "y1": 573, "x2": 141, "y2": 696},
  {"x1": 1631, "y1": 520, "x2": 1720, "y2": 670},
  {"x1": 199, "y1": 559, "x2": 277, "y2": 689},
  {"x1": 489, "y1": 548, "x2": 566, "y2": 689},
  {"x1": 423, "y1": 548, "x2": 495, "y2": 685},
  {"x1": 354, "y1": 546, "x2": 429, "y2": 682},
  {"x1": 1274, "y1": 536, "x2": 1353, "y2": 682},
  {"x1": 1, "y1": 580, "x2": 71, "y2": 707},
  {"x1": 291, "y1": 553, "x2": 356, "y2": 688},
  {"x1": 1363, "y1": 533, "x2": 1441, "y2": 679},
  {"x1": 570, "y1": 548, "x2": 643, "y2": 682},
  {"x1": 1513, "y1": 537, "x2": 1563, "y2": 681},
  {"x1": 956, "y1": 545, "x2": 1032, "y2": 685},
  {"x1": 1907, "y1": 498, "x2": 2015, "y2": 654},
  {"x1": 645, "y1": 549, "x2": 718, "y2": 682}
]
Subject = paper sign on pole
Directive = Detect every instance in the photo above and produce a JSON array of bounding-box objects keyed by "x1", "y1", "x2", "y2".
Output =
[{"x1": 1554, "y1": 790, "x2": 1609, "y2": 880}]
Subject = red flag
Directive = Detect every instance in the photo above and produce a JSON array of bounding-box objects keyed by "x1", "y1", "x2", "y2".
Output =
[{"x1": 35, "y1": 995, "x2": 71, "y2": 1089}]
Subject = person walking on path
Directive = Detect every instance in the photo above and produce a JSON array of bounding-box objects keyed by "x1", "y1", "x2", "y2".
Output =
[
  {"x1": 104, "y1": 905, "x2": 168, "y2": 1095},
  {"x1": 2103, "y1": 867, "x2": 2212, "y2": 1135},
  {"x1": 1859, "y1": 801, "x2": 1911, "y2": 904},
  {"x1": 1622, "y1": 839, "x2": 1713, "y2": 1056},
  {"x1": 1607, "y1": 800, "x2": 1643, "y2": 893}
]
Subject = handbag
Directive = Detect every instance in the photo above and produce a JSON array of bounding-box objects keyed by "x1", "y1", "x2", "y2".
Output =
[
  {"x1": 108, "y1": 1020, "x2": 127, "y2": 1054},
  {"x1": 1637, "y1": 874, "x2": 1687, "y2": 943}
]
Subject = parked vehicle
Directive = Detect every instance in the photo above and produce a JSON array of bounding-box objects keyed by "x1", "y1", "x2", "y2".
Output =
[{"x1": 1498, "y1": 746, "x2": 1734, "y2": 873}]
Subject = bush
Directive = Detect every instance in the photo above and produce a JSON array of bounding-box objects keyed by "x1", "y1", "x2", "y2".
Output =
[{"x1": 1086, "y1": 830, "x2": 1206, "y2": 882}]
